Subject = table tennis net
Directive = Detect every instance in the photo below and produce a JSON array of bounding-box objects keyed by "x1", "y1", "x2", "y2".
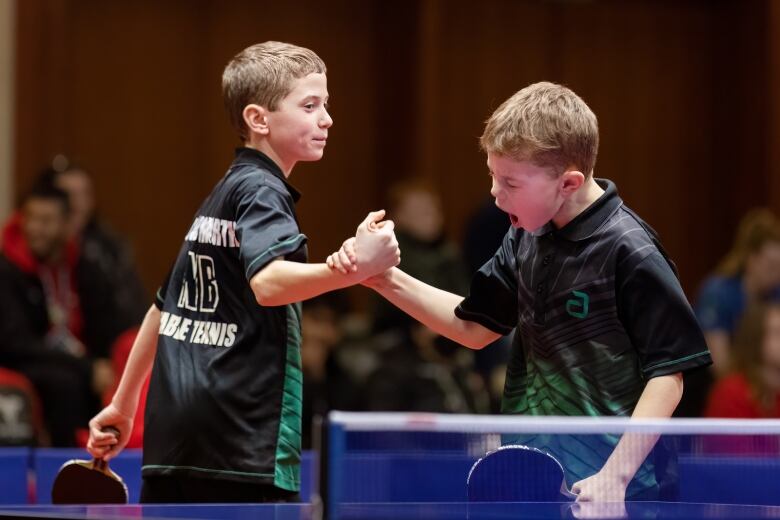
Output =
[{"x1": 326, "y1": 412, "x2": 780, "y2": 507}]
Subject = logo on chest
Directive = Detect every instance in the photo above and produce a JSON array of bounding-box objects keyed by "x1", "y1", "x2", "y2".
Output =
[{"x1": 565, "y1": 290, "x2": 589, "y2": 319}]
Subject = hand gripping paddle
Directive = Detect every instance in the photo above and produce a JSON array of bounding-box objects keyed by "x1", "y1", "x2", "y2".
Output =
[
  {"x1": 51, "y1": 426, "x2": 128, "y2": 504},
  {"x1": 467, "y1": 444, "x2": 577, "y2": 502}
]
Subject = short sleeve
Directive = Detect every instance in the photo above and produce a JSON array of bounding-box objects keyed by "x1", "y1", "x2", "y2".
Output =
[
  {"x1": 454, "y1": 229, "x2": 519, "y2": 335},
  {"x1": 618, "y1": 252, "x2": 712, "y2": 379},
  {"x1": 237, "y1": 185, "x2": 307, "y2": 281}
]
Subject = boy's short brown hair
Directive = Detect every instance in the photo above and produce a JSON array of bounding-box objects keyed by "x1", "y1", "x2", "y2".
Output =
[
  {"x1": 222, "y1": 41, "x2": 326, "y2": 139},
  {"x1": 480, "y1": 82, "x2": 599, "y2": 177}
]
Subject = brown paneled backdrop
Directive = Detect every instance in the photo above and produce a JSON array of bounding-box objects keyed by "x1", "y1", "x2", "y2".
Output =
[{"x1": 13, "y1": 0, "x2": 780, "y2": 301}]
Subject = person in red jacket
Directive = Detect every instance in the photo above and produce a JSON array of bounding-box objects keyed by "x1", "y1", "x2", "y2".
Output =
[
  {"x1": 706, "y1": 302, "x2": 780, "y2": 418},
  {"x1": 704, "y1": 302, "x2": 780, "y2": 455},
  {"x1": 0, "y1": 184, "x2": 127, "y2": 445}
]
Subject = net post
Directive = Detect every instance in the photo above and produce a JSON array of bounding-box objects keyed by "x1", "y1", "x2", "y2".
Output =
[{"x1": 327, "y1": 412, "x2": 347, "y2": 520}]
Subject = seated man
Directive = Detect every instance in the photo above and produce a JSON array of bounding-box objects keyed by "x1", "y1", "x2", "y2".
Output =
[{"x1": 0, "y1": 184, "x2": 128, "y2": 445}]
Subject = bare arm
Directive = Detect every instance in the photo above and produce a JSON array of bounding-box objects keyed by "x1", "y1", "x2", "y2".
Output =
[
  {"x1": 364, "y1": 267, "x2": 500, "y2": 349},
  {"x1": 252, "y1": 211, "x2": 400, "y2": 306},
  {"x1": 87, "y1": 305, "x2": 161, "y2": 460},
  {"x1": 110, "y1": 305, "x2": 161, "y2": 414},
  {"x1": 572, "y1": 372, "x2": 684, "y2": 502},
  {"x1": 251, "y1": 259, "x2": 365, "y2": 306}
]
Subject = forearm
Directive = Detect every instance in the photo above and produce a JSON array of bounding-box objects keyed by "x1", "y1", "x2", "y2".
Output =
[
  {"x1": 111, "y1": 305, "x2": 161, "y2": 415},
  {"x1": 367, "y1": 267, "x2": 499, "y2": 349},
  {"x1": 251, "y1": 260, "x2": 361, "y2": 306},
  {"x1": 601, "y1": 373, "x2": 684, "y2": 485}
]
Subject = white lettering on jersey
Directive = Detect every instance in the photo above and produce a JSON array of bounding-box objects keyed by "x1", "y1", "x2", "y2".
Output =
[
  {"x1": 178, "y1": 253, "x2": 219, "y2": 313},
  {"x1": 224, "y1": 324, "x2": 238, "y2": 347},
  {"x1": 158, "y1": 311, "x2": 238, "y2": 348},
  {"x1": 185, "y1": 216, "x2": 239, "y2": 247}
]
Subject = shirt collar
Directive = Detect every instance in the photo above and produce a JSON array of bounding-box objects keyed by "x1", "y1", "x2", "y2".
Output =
[
  {"x1": 532, "y1": 178, "x2": 622, "y2": 241},
  {"x1": 233, "y1": 147, "x2": 302, "y2": 202}
]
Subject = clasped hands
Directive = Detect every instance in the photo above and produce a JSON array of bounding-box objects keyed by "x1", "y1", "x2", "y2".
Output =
[{"x1": 328, "y1": 210, "x2": 399, "y2": 281}]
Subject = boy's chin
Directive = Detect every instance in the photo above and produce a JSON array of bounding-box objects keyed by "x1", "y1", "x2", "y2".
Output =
[{"x1": 302, "y1": 150, "x2": 326, "y2": 162}]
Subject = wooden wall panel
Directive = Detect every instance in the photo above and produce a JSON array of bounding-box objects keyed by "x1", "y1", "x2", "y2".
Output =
[
  {"x1": 14, "y1": 0, "x2": 384, "y2": 295},
  {"x1": 409, "y1": 1, "x2": 722, "y2": 292},
  {"x1": 0, "y1": 0, "x2": 14, "y2": 222},
  {"x1": 769, "y1": 0, "x2": 780, "y2": 215},
  {"x1": 13, "y1": 0, "x2": 775, "y2": 300},
  {"x1": 556, "y1": 2, "x2": 717, "y2": 290}
]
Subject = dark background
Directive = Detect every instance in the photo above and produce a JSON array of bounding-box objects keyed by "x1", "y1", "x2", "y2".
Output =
[{"x1": 12, "y1": 0, "x2": 780, "y2": 300}]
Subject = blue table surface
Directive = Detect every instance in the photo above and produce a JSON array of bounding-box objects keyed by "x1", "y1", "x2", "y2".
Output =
[{"x1": 1, "y1": 502, "x2": 780, "y2": 520}]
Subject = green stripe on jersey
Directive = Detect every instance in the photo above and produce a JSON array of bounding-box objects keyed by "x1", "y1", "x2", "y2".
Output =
[
  {"x1": 501, "y1": 350, "x2": 656, "y2": 496},
  {"x1": 274, "y1": 302, "x2": 303, "y2": 491}
]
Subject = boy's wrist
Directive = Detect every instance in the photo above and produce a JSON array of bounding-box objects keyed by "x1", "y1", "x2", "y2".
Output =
[
  {"x1": 362, "y1": 267, "x2": 395, "y2": 291},
  {"x1": 110, "y1": 392, "x2": 138, "y2": 419},
  {"x1": 600, "y1": 457, "x2": 633, "y2": 489}
]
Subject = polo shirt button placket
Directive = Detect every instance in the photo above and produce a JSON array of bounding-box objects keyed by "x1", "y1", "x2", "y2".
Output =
[{"x1": 534, "y1": 282, "x2": 547, "y2": 324}]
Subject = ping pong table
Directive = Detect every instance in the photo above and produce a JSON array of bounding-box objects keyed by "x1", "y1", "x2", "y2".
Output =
[{"x1": 1, "y1": 501, "x2": 780, "y2": 519}]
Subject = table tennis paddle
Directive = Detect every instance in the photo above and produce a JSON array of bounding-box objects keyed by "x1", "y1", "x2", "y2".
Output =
[
  {"x1": 467, "y1": 444, "x2": 577, "y2": 502},
  {"x1": 51, "y1": 426, "x2": 128, "y2": 504}
]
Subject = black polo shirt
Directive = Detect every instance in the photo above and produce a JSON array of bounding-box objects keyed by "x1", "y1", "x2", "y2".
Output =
[
  {"x1": 144, "y1": 147, "x2": 306, "y2": 492},
  {"x1": 456, "y1": 178, "x2": 711, "y2": 496}
]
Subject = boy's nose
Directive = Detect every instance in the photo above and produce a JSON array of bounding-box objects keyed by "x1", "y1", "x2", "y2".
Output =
[
  {"x1": 490, "y1": 181, "x2": 500, "y2": 199},
  {"x1": 321, "y1": 110, "x2": 333, "y2": 128}
]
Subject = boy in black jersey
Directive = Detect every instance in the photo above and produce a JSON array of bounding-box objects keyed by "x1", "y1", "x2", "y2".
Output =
[
  {"x1": 328, "y1": 82, "x2": 712, "y2": 504},
  {"x1": 86, "y1": 41, "x2": 400, "y2": 503}
]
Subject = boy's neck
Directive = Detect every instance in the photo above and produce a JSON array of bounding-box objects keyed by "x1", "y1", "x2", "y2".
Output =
[
  {"x1": 243, "y1": 138, "x2": 294, "y2": 178},
  {"x1": 552, "y1": 177, "x2": 605, "y2": 230}
]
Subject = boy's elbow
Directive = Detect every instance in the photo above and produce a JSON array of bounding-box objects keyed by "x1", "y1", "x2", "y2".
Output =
[
  {"x1": 250, "y1": 274, "x2": 279, "y2": 307},
  {"x1": 249, "y1": 259, "x2": 290, "y2": 306},
  {"x1": 253, "y1": 288, "x2": 270, "y2": 307},
  {"x1": 461, "y1": 337, "x2": 490, "y2": 350},
  {"x1": 459, "y1": 322, "x2": 500, "y2": 350}
]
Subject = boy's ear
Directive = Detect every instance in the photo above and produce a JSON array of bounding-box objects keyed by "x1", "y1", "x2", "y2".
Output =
[
  {"x1": 560, "y1": 169, "x2": 585, "y2": 195},
  {"x1": 243, "y1": 104, "x2": 270, "y2": 136}
]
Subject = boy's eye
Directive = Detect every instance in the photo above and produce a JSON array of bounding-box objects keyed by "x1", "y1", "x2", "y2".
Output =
[{"x1": 304, "y1": 103, "x2": 314, "y2": 110}]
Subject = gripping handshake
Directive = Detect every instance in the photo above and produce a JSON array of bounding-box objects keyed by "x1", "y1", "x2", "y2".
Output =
[{"x1": 328, "y1": 210, "x2": 399, "y2": 281}]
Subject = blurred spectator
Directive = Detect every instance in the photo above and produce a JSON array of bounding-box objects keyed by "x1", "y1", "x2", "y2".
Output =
[
  {"x1": 695, "y1": 208, "x2": 780, "y2": 376},
  {"x1": 701, "y1": 302, "x2": 780, "y2": 455},
  {"x1": 678, "y1": 209, "x2": 780, "y2": 417},
  {"x1": 0, "y1": 184, "x2": 127, "y2": 445},
  {"x1": 359, "y1": 179, "x2": 491, "y2": 413},
  {"x1": 41, "y1": 158, "x2": 147, "y2": 326},
  {"x1": 301, "y1": 293, "x2": 361, "y2": 449},
  {"x1": 705, "y1": 302, "x2": 780, "y2": 418},
  {"x1": 462, "y1": 196, "x2": 512, "y2": 411},
  {"x1": 363, "y1": 321, "x2": 490, "y2": 414},
  {"x1": 462, "y1": 196, "x2": 509, "y2": 275},
  {"x1": 372, "y1": 179, "x2": 470, "y2": 332}
]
